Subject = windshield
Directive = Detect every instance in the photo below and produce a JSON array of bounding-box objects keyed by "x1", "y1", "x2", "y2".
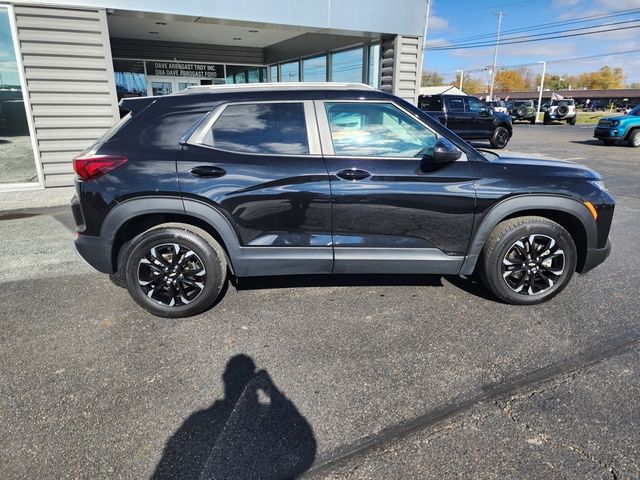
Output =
[{"x1": 629, "y1": 105, "x2": 640, "y2": 116}]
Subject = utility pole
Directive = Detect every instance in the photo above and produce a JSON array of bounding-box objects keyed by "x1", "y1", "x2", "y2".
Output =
[
  {"x1": 422, "y1": 0, "x2": 431, "y2": 52},
  {"x1": 456, "y1": 69, "x2": 464, "y2": 91},
  {"x1": 535, "y1": 61, "x2": 546, "y2": 124},
  {"x1": 488, "y1": 11, "x2": 504, "y2": 101}
]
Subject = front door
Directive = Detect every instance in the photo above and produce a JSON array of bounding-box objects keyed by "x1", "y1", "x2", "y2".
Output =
[
  {"x1": 318, "y1": 100, "x2": 476, "y2": 274},
  {"x1": 178, "y1": 100, "x2": 333, "y2": 276},
  {"x1": 147, "y1": 76, "x2": 200, "y2": 96},
  {"x1": 465, "y1": 96, "x2": 494, "y2": 138}
]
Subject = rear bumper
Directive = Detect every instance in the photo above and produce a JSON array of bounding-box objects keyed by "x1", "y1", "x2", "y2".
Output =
[
  {"x1": 580, "y1": 238, "x2": 611, "y2": 274},
  {"x1": 75, "y1": 234, "x2": 113, "y2": 274}
]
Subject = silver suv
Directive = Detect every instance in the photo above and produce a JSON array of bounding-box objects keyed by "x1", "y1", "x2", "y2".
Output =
[{"x1": 544, "y1": 99, "x2": 577, "y2": 125}]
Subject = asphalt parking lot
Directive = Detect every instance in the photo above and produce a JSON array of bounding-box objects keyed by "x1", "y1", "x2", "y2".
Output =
[{"x1": 1, "y1": 124, "x2": 639, "y2": 479}]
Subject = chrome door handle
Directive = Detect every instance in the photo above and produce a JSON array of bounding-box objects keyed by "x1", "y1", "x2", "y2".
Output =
[{"x1": 336, "y1": 169, "x2": 371, "y2": 181}]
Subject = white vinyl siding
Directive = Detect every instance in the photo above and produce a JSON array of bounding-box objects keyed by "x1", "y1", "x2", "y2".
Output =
[
  {"x1": 381, "y1": 35, "x2": 422, "y2": 105},
  {"x1": 13, "y1": 5, "x2": 119, "y2": 187}
]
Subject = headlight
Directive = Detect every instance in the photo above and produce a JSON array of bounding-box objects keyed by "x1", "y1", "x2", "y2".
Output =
[
  {"x1": 589, "y1": 180, "x2": 607, "y2": 192},
  {"x1": 610, "y1": 120, "x2": 620, "y2": 127}
]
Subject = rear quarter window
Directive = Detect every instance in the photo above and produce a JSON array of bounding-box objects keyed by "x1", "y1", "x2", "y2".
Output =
[{"x1": 139, "y1": 111, "x2": 208, "y2": 149}]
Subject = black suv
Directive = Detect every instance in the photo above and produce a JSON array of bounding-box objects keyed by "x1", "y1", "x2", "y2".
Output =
[{"x1": 72, "y1": 84, "x2": 614, "y2": 317}]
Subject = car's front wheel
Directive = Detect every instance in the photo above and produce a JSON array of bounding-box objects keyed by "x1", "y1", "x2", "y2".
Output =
[
  {"x1": 628, "y1": 129, "x2": 640, "y2": 147},
  {"x1": 124, "y1": 225, "x2": 227, "y2": 317},
  {"x1": 478, "y1": 216, "x2": 577, "y2": 305},
  {"x1": 490, "y1": 126, "x2": 510, "y2": 149}
]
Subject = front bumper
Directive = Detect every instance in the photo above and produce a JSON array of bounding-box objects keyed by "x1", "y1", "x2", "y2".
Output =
[
  {"x1": 594, "y1": 127, "x2": 623, "y2": 140},
  {"x1": 581, "y1": 238, "x2": 611, "y2": 274},
  {"x1": 75, "y1": 234, "x2": 113, "y2": 274}
]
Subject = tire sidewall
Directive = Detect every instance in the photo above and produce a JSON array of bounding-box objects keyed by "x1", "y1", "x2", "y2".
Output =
[
  {"x1": 484, "y1": 221, "x2": 577, "y2": 305},
  {"x1": 124, "y1": 228, "x2": 225, "y2": 317},
  {"x1": 629, "y1": 130, "x2": 640, "y2": 147}
]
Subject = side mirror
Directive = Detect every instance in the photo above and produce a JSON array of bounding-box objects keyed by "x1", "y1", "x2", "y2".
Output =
[
  {"x1": 431, "y1": 137, "x2": 462, "y2": 163},
  {"x1": 479, "y1": 106, "x2": 490, "y2": 116}
]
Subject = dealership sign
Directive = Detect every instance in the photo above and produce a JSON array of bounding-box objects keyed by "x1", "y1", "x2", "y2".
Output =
[{"x1": 145, "y1": 61, "x2": 223, "y2": 78}]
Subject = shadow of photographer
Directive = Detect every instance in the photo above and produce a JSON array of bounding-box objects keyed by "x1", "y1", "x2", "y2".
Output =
[{"x1": 152, "y1": 354, "x2": 316, "y2": 480}]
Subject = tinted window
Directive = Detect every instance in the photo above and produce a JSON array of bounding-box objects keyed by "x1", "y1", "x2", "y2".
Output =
[
  {"x1": 418, "y1": 95, "x2": 443, "y2": 111},
  {"x1": 325, "y1": 102, "x2": 436, "y2": 157},
  {"x1": 204, "y1": 103, "x2": 309, "y2": 155},
  {"x1": 467, "y1": 97, "x2": 485, "y2": 113},
  {"x1": 447, "y1": 97, "x2": 465, "y2": 112}
]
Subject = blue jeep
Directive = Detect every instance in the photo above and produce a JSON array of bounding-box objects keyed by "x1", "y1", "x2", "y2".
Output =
[{"x1": 594, "y1": 105, "x2": 640, "y2": 147}]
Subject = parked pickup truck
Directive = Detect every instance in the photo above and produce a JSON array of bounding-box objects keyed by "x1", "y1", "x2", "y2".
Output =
[
  {"x1": 418, "y1": 94, "x2": 513, "y2": 148},
  {"x1": 593, "y1": 104, "x2": 640, "y2": 147}
]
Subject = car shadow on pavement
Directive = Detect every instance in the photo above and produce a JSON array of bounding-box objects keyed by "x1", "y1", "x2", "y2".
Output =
[
  {"x1": 234, "y1": 274, "x2": 499, "y2": 303},
  {"x1": 152, "y1": 354, "x2": 316, "y2": 480},
  {"x1": 570, "y1": 140, "x2": 627, "y2": 147}
]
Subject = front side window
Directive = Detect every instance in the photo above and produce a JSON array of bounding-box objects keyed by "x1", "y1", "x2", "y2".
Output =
[
  {"x1": 203, "y1": 103, "x2": 309, "y2": 155},
  {"x1": 467, "y1": 97, "x2": 486, "y2": 113},
  {"x1": 325, "y1": 102, "x2": 436, "y2": 158}
]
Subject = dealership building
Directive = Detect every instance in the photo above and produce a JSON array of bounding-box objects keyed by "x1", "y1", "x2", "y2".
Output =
[{"x1": 0, "y1": 0, "x2": 427, "y2": 190}]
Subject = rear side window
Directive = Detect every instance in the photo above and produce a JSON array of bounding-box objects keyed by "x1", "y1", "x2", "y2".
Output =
[
  {"x1": 99, "y1": 112, "x2": 132, "y2": 143},
  {"x1": 418, "y1": 96, "x2": 443, "y2": 111},
  {"x1": 140, "y1": 111, "x2": 207, "y2": 149},
  {"x1": 447, "y1": 97, "x2": 465, "y2": 112},
  {"x1": 202, "y1": 103, "x2": 309, "y2": 155}
]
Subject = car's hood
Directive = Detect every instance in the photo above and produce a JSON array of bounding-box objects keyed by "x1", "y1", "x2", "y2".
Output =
[
  {"x1": 602, "y1": 115, "x2": 630, "y2": 122},
  {"x1": 492, "y1": 153, "x2": 601, "y2": 180}
]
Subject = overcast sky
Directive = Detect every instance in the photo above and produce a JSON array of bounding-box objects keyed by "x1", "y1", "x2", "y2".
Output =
[{"x1": 424, "y1": 0, "x2": 640, "y2": 85}]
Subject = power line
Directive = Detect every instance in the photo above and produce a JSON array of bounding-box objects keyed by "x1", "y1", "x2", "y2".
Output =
[
  {"x1": 426, "y1": 7, "x2": 640, "y2": 48},
  {"x1": 428, "y1": 22, "x2": 640, "y2": 50}
]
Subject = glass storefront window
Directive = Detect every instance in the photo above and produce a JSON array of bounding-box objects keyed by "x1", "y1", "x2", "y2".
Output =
[
  {"x1": 113, "y1": 59, "x2": 147, "y2": 100},
  {"x1": 368, "y1": 44, "x2": 381, "y2": 88},
  {"x1": 270, "y1": 65, "x2": 278, "y2": 82},
  {"x1": 0, "y1": 8, "x2": 38, "y2": 184},
  {"x1": 331, "y1": 48, "x2": 363, "y2": 83},
  {"x1": 280, "y1": 61, "x2": 299, "y2": 82},
  {"x1": 302, "y1": 56, "x2": 327, "y2": 82},
  {"x1": 226, "y1": 66, "x2": 267, "y2": 84},
  {"x1": 151, "y1": 82, "x2": 172, "y2": 96}
]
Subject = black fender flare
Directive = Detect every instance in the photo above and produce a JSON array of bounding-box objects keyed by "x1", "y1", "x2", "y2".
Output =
[
  {"x1": 459, "y1": 194, "x2": 597, "y2": 275},
  {"x1": 100, "y1": 196, "x2": 241, "y2": 273}
]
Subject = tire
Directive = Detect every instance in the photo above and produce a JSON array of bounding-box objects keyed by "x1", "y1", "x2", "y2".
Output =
[
  {"x1": 628, "y1": 129, "x2": 640, "y2": 147},
  {"x1": 489, "y1": 126, "x2": 510, "y2": 149},
  {"x1": 543, "y1": 115, "x2": 551, "y2": 125},
  {"x1": 515, "y1": 106, "x2": 527, "y2": 118},
  {"x1": 568, "y1": 115, "x2": 577, "y2": 125},
  {"x1": 123, "y1": 225, "x2": 227, "y2": 318},
  {"x1": 478, "y1": 216, "x2": 577, "y2": 305},
  {"x1": 556, "y1": 104, "x2": 569, "y2": 117},
  {"x1": 530, "y1": 116, "x2": 536, "y2": 125}
]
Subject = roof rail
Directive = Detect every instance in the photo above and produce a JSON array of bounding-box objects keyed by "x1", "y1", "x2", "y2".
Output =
[{"x1": 179, "y1": 82, "x2": 376, "y2": 95}]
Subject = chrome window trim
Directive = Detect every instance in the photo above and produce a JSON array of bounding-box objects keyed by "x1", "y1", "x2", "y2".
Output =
[
  {"x1": 186, "y1": 100, "x2": 322, "y2": 157},
  {"x1": 316, "y1": 99, "x2": 468, "y2": 162}
]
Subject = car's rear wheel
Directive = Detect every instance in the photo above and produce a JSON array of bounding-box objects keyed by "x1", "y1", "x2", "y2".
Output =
[
  {"x1": 629, "y1": 129, "x2": 640, "y2": 147},
  {"x1": 124, "y1": 226, "x2": 227, "y2": 317},
  {"x1": 478, "y1": 216, "x2": 577, "y2": 305},
  {"x1": 490, "y1": 126, "x2": 510, "y2": 149},
  {"x1": 543, "y1": 115, "x2": 551, "y2": 125},
  {"x1": 569, "y1": 115, "x2": 577, "y2": 125},
  {"x1": 530, "y1": 116, "x2": 536, "y2": 125}
]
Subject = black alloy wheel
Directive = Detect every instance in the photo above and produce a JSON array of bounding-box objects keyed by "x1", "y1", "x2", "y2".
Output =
[
  {"x1": 501, "y1": 234, "x2": 565, "y2": 296},
  {"x1": 490, "y1": 126, "x2": 510, "y2": 149},
  {"x1": 138, "y1": 243, "x2": 207, "y2": 307}
]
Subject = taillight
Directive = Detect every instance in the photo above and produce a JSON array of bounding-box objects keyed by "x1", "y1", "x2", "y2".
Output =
[{"x1": 73, "y1": 154, "x2": 127, "y2": 181}]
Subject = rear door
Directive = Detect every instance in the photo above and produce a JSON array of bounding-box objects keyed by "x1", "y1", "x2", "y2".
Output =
[
  {"x1": 178, "y1": 100, "x2": 333, "y2": 276},
  {"x1": 443, "y1": 96, "x2": 472, "y2": 137}
]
